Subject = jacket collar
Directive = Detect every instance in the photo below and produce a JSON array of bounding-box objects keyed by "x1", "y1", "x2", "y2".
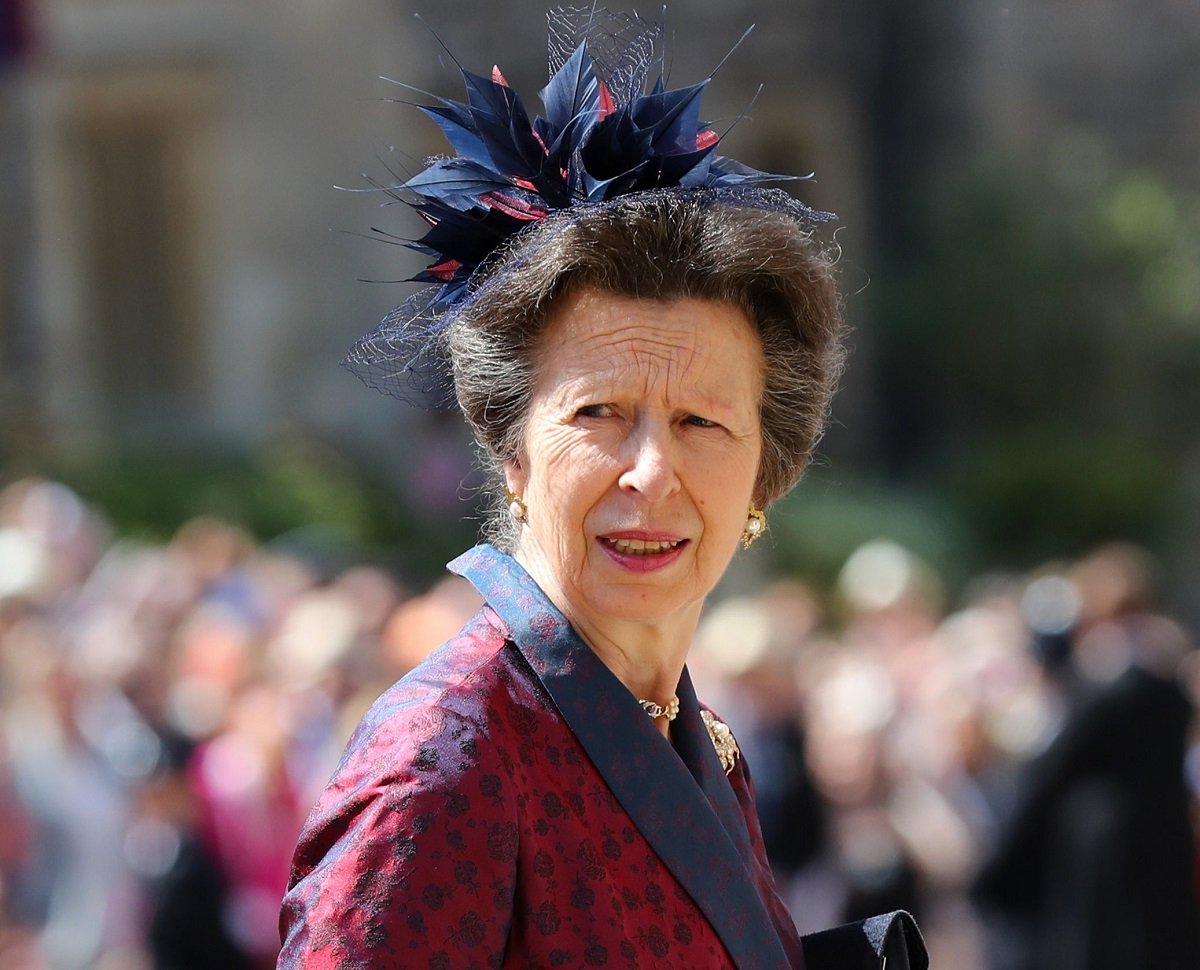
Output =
[{"x1": 450, "y1": 544, "x2": 793, "y2": 970}]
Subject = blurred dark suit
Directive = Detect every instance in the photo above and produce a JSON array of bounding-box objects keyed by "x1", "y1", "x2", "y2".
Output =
[{"x1": 973, "y1": 662, "x2": 1200, "y2": 970}]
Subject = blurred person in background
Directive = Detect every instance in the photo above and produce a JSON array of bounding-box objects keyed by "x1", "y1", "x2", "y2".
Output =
[
  {"x1": 127, "y1": 729, "x2": 247, "y2": 970},
  {"x1": 0, "y1": 479, "x2": 404, "y2": 968},
  {"x1": 691, "y1": 585, "x2": 832, "y2": 933},
  {"x1": 0, "y1": 480, "x2": 140, "y2": 969},
  {"x1": 820, "y1": 541, "x2": 943, "y2": 928},
  {"x1": 972, "y1": 544, "x2": 1200, "y2": 970},
  {"x1": 278, "y1": 9, "x2": 926, "y2": 969}
]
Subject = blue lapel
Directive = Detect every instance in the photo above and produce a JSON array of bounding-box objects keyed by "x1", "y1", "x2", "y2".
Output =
[{"x1": 450, "y1": 545, "x2": 792, "y2": 970}]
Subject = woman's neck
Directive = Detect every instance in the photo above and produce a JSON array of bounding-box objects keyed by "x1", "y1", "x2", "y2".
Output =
[
  {"x1": 569, "y1": 609, "x2": 694, "y2": 704},
  {"x1": 564, "y1": 610, "x2": 690, "y2": 741},
  {"x1": 514, "y1": 547, "x2": 698, "y2": 710}
]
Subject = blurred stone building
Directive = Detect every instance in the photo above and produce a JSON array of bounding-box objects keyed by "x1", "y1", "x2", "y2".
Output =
[
  {"x1": 1, "y1": 0, "x2": 423, "y2": 468},
  {"x1": 1, "y1": 0, "x2": 1197, "y2": 479}
]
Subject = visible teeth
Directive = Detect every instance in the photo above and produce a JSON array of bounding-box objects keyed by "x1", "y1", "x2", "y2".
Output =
[{"x1": 608, "y1": 538, "x2": 681, "y2": 555}]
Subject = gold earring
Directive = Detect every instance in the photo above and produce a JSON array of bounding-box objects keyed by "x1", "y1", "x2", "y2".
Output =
[
  {"x1": 741, "y1": 505, "x2": 766, "y2": 549},
  {"x1": 503, "y1": 488, "x2": 527, "y2": 523}
]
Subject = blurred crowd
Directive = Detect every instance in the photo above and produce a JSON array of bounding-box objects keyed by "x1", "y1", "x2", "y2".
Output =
[{"x1": 0, "y1": 477, "x2": 1197, "y2": 970}]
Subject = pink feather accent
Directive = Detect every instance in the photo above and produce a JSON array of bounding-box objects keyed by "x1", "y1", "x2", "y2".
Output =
[
  {"x1": 598, "y1": 80, "x2": 615, "y2": 120},
  {"x1": 426, "y1": 258, "x2": 463, "y2": 281},
  {"x1": 482, "y1": 192, "x2": 549, "y2": 221}
]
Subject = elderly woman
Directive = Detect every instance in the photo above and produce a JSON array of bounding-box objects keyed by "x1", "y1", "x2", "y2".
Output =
[{"x1": 279, "y1": 11, "x2": 925, "y2": 970}]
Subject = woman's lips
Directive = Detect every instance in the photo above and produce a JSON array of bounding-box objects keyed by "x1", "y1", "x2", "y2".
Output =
[{"x1": 597, "y1": 533, "x2": 688, "y2": 572}]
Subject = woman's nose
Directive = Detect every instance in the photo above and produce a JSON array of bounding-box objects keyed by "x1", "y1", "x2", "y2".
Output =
[{"x1": 617, "y1": 420, "x2": 681, "y2": 502}]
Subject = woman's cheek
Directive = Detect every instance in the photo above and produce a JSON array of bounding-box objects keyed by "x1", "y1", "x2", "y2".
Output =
[{"x1": 531, "y1": 424, "x2": 587, "y2": 473}]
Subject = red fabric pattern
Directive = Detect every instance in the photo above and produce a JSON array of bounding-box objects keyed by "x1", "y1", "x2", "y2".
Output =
[{"x1": 280, "y1": 611, "x2": 738, "y2": 968}]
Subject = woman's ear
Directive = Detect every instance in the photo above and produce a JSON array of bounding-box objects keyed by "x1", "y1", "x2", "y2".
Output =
[{"x1": 503, "y1": 457, "x2": 528, "y2": 498}]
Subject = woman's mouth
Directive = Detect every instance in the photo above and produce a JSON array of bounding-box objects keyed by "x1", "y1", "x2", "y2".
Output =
[
  {"x1": 602, "y1": 537, "x2": 684, "y2": 556},
  {"x1": 598, "y1": 534, "x2": 688, "y2": 572}
]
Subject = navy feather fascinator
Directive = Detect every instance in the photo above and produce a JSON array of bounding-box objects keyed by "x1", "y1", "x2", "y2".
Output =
[{"x1": 345, "y1": 6, "x2": 834, "y2": 403}]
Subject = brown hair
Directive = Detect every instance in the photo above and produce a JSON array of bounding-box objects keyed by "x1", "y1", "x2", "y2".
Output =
[{"x1": 445, "y1": 192, "x2": 844, "y2": 549}]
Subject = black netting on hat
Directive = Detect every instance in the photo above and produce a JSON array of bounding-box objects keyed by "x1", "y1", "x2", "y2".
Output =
[{"x1": 342, "y1": 186, "x2": 834, "y2": 406}]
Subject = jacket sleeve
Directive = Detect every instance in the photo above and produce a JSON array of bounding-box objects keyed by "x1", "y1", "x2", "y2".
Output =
[{"x1": 278, "y1": 703, "x2": 518, "y2": 970}]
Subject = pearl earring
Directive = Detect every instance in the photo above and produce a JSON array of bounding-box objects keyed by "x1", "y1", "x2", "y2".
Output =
[
  {"x1": 504, "y1": 488, "x2": 527, "y2": 523},
  {"x1": 741, "y1": 505, "x2": 767, "y2": 549}
]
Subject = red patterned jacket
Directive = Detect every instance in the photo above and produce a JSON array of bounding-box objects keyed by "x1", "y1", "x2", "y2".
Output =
[{"x1": 279, "y1": 545, "x2": 805, "y2": 968}]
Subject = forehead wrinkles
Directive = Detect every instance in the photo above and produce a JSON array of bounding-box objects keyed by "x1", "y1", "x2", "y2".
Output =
[
  {"x1": 538, "y1": 314, "x2": 708, "y2": 399},
  {"x1": 586, "y1": 323, "x2": 701, "y2": 388}
]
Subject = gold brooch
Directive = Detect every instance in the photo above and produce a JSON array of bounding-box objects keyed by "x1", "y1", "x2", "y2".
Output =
[{"x1": 700, "y1": 710, "x2": 740, "y2": 775}]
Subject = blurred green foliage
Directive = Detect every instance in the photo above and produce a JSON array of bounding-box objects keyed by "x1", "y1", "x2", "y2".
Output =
[
  {"x1": 40, "y1": 438, "x2": 480, "y2": 585},
  {"x1": 868, "y1": 143, "x2": 1200, "y2": 579},
  {"x1": 770, "y1": 472, "x2": 971, "y2": 592}
]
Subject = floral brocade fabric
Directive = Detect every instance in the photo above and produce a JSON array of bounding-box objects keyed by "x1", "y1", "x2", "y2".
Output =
[{"x1": 278, "y1": 545, "x2": 804, "y2": 969}]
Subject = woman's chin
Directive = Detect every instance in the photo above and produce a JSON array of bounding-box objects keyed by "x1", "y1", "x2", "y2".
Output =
[{"x1": 574, "y1": 548, "x2": 711, "y2": 627}]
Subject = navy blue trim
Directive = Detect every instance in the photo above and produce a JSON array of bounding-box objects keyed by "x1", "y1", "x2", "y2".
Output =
[
  {"x1": 672, "y1": 671, "x2": 757, "y2": 863},
  {"x1": 450, "y1": 545, "x2": 792, "y2": 970}
]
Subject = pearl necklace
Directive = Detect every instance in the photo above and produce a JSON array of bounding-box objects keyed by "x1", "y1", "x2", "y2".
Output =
[{"x1": 637, "y1": 696, "x2": 680, "y2": 722}]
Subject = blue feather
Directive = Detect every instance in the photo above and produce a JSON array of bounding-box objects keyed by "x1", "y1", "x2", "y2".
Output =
[
  {"x1": 405, "y1": 159, "x2": 512, "y2": 208},
  {"x1": 460, "y1": 69, "x2": 525, "y2": 122},
  {"x1": 539, "y1": 43, "x2": 601, "y2": 133},
  {"x1": 417, "y1": 104, "x2": 490, "y2": 166},
  {"x1": 469, "y1": 112, "x2": 545, "y2": 180},
  {"x1": 709, "y1": 155, "x2": 803, "y2": 185},
  {"x1": 631, "y1": 80, "x2": 710, "y2": 152}
]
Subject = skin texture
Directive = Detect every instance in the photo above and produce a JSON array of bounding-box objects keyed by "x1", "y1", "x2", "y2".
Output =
[{"x1": 504, "y1": 288, "x2": 764, "y2": 727}]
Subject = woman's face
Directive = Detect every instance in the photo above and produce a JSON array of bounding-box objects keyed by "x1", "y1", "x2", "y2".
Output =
[{"x1": 506, "y1": 287, "x2": 763, "y2": 632}]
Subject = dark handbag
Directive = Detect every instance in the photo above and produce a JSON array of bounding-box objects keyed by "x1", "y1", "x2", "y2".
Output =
[{"x1": 800, "y1": 910, "x2": 929, "y2": 970}]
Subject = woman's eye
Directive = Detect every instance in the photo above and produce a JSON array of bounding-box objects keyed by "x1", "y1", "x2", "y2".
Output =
[
  {"x1": 684, "y1": 414, "x2": 718, "y2": 428},
  {"x1": 576, "y1": 404, "x2": 613, "y2": 419}
]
